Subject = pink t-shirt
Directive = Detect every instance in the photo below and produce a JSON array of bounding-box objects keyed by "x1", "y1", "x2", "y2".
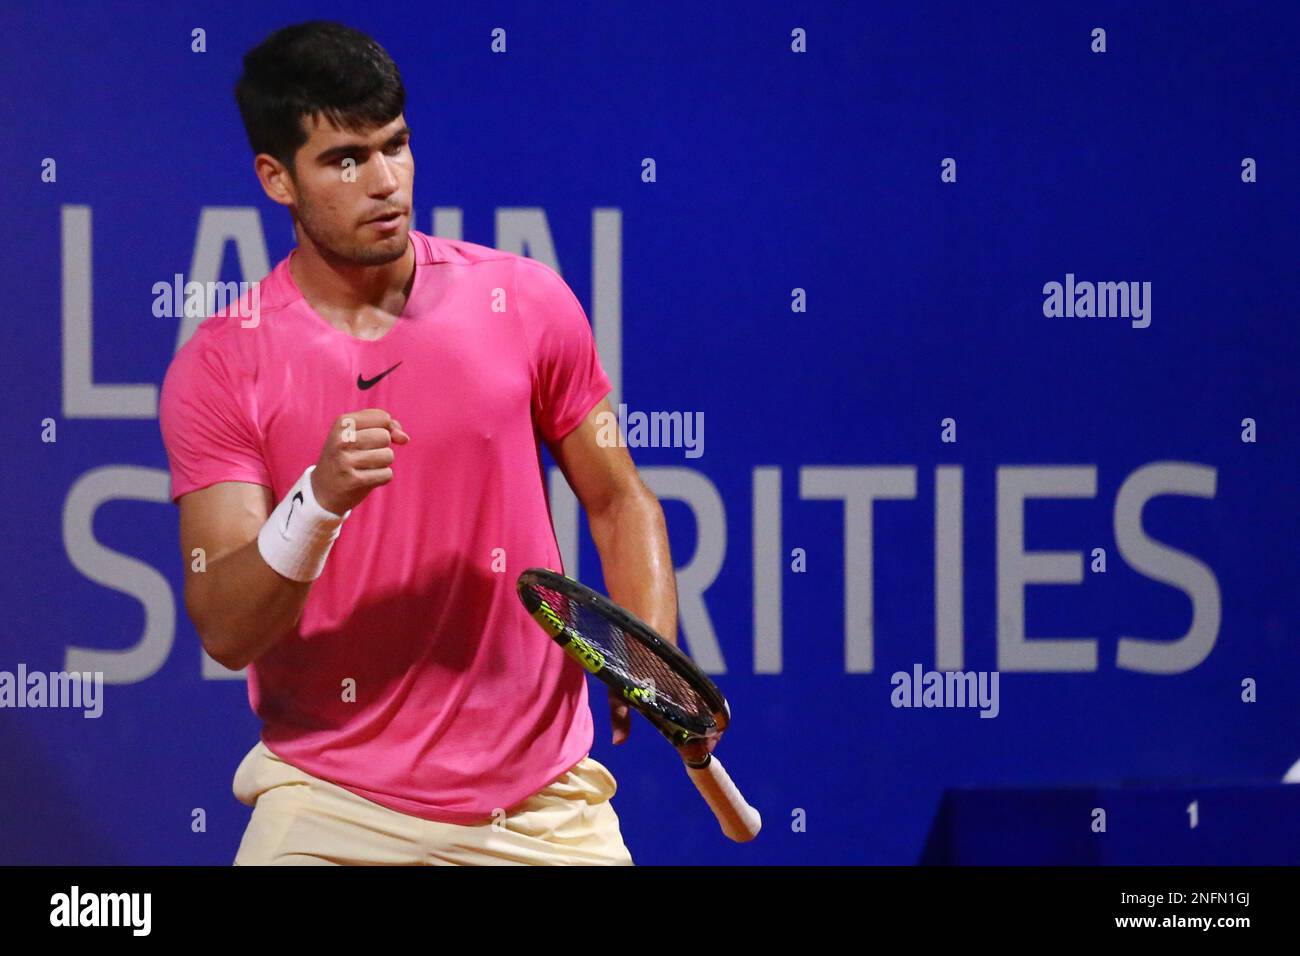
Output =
[{"x1": 159, "y1": 231, "x2": 612, "y2": 823}]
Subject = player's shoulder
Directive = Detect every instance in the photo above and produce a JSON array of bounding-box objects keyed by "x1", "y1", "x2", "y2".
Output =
[
  {"x1": 164, "y1": 312, "x2": 254, "y2": 387},
  {"x1": 161, "y1": 323, "x2": 233, "y2": 402},
  {"x1": 162, "y1": 301, "x2": 272, "y2": 395},
  {"x1": 414, "y1": 232, "x2": 577, "y2": 325},
  {"x1": 413, "y1": 230, "x2": 510, "y2": 267},
  {"x1": 413, "y1": 231, "x2": 564, "y2": 287},
  {"x1": 164, "y1": 255, "x2": 299, "y2": 374}
]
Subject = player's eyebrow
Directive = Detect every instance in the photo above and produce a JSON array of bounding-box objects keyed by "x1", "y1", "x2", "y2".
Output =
[{"x1": 315, "y1": 126, "x2": 411, "y2": 165}]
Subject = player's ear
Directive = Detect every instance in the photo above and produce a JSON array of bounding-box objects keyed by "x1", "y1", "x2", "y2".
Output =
[{"x1": 253, "y1": 152, "x2": 297, "y2": 208}]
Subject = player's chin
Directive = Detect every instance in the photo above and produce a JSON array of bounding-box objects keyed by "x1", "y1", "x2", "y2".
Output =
[{"x1": 353, "y1": 229, "x2": 409, "y2": 265}]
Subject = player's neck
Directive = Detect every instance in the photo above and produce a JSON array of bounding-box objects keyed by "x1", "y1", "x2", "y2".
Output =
[{"x1": 289, "y1": 231, "x2": 416, "y2": 319}]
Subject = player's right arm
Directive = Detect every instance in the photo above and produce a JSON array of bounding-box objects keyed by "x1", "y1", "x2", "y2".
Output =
[
  {"x1": 179, "y1": 409, "x2": 409, "y2": 671},
  {"x1": 180, "y1": 480, "x2": 306, "y2": 671}
]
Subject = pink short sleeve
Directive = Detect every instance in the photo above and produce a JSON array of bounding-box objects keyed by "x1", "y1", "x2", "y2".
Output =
[
  {"x1": 159, "y1": 329, "x2": 272, "y2": 503},
  {"x1": 516, "y1": 258, "x2": 612, "y2": 445}
]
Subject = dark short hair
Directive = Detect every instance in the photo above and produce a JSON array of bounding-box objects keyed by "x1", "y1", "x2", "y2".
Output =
[{"x1": 235, "y1": 21, "x2": 405, "y2": 173}]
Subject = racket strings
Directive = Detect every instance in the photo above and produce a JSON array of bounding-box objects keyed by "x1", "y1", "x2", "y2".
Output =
[{"x1": 535, "y1": 585, "x2": 712, "y2": 729}]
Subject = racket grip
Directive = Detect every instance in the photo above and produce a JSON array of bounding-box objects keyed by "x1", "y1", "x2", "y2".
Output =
[{"x1": 684, "y1": 754, "x2": 762, "y2": 843}]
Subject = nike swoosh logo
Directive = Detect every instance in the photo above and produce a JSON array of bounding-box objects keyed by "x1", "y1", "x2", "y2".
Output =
[
  {"x1": 357, "y1": 361, "x2": 403, "y2": 390},
  {"x1": 283, "y1": 490, "x2": 304, "y2": 536}
]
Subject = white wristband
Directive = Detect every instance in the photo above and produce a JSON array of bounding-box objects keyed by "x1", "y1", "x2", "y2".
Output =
[{"x1": 257, "y1": 466, "x2": 350, "y2": 582}]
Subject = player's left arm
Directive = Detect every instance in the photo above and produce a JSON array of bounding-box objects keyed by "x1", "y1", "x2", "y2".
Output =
[{"x1": 547, "y1": 396, "x2": 678, "y2": 744}]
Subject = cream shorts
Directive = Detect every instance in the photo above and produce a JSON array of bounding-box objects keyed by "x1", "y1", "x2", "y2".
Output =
[{"x1": 231, "y1": 740, "x2": 634, "y2": 866}]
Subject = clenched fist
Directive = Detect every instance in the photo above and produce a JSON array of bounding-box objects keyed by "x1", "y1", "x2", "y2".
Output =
[{"x1": 310, "y1": 408, "x2": 410, "y2": 515}]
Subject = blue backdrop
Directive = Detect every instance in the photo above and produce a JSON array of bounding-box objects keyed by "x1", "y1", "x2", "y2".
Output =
[{"x1": 2, "y1": 0, "x2": 1297, "y2": 865}]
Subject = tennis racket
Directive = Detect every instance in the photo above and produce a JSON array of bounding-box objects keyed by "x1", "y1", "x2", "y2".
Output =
[{"x1": 516, "y1": 567, "x2": 761, "y2": 843}]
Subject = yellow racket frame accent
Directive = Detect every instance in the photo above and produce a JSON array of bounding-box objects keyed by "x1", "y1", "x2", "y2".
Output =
[{"x1": 529, "y1": 600, "x2": 606, "y2": 673}]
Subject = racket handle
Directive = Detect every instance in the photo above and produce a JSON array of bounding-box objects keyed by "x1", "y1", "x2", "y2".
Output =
[{"x1": 684, "y1": 754, "x2": 762, "y2": 843}]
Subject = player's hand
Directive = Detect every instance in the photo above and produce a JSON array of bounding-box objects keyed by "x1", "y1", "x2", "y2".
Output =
[
  {"x1": 609, "y1": 687, "x2": 631, "y2": 745},
  {"x1": 311, "y1": 408, "x2": 410, "y2": 515}
]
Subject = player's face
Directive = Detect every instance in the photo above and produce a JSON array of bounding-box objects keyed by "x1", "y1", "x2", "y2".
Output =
[{"x1": 289, "y1": 113, "x2": 414, "y2": 266}]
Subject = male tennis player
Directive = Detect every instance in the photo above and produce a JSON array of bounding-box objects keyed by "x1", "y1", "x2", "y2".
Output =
[{"x1": 159, "y1": 21, "x2": 680, "y2": 865}]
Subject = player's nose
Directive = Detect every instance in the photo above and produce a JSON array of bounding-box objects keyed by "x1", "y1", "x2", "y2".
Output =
[{"x1": 367, "y1": 154, "x2": 402, "y2": 197}]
